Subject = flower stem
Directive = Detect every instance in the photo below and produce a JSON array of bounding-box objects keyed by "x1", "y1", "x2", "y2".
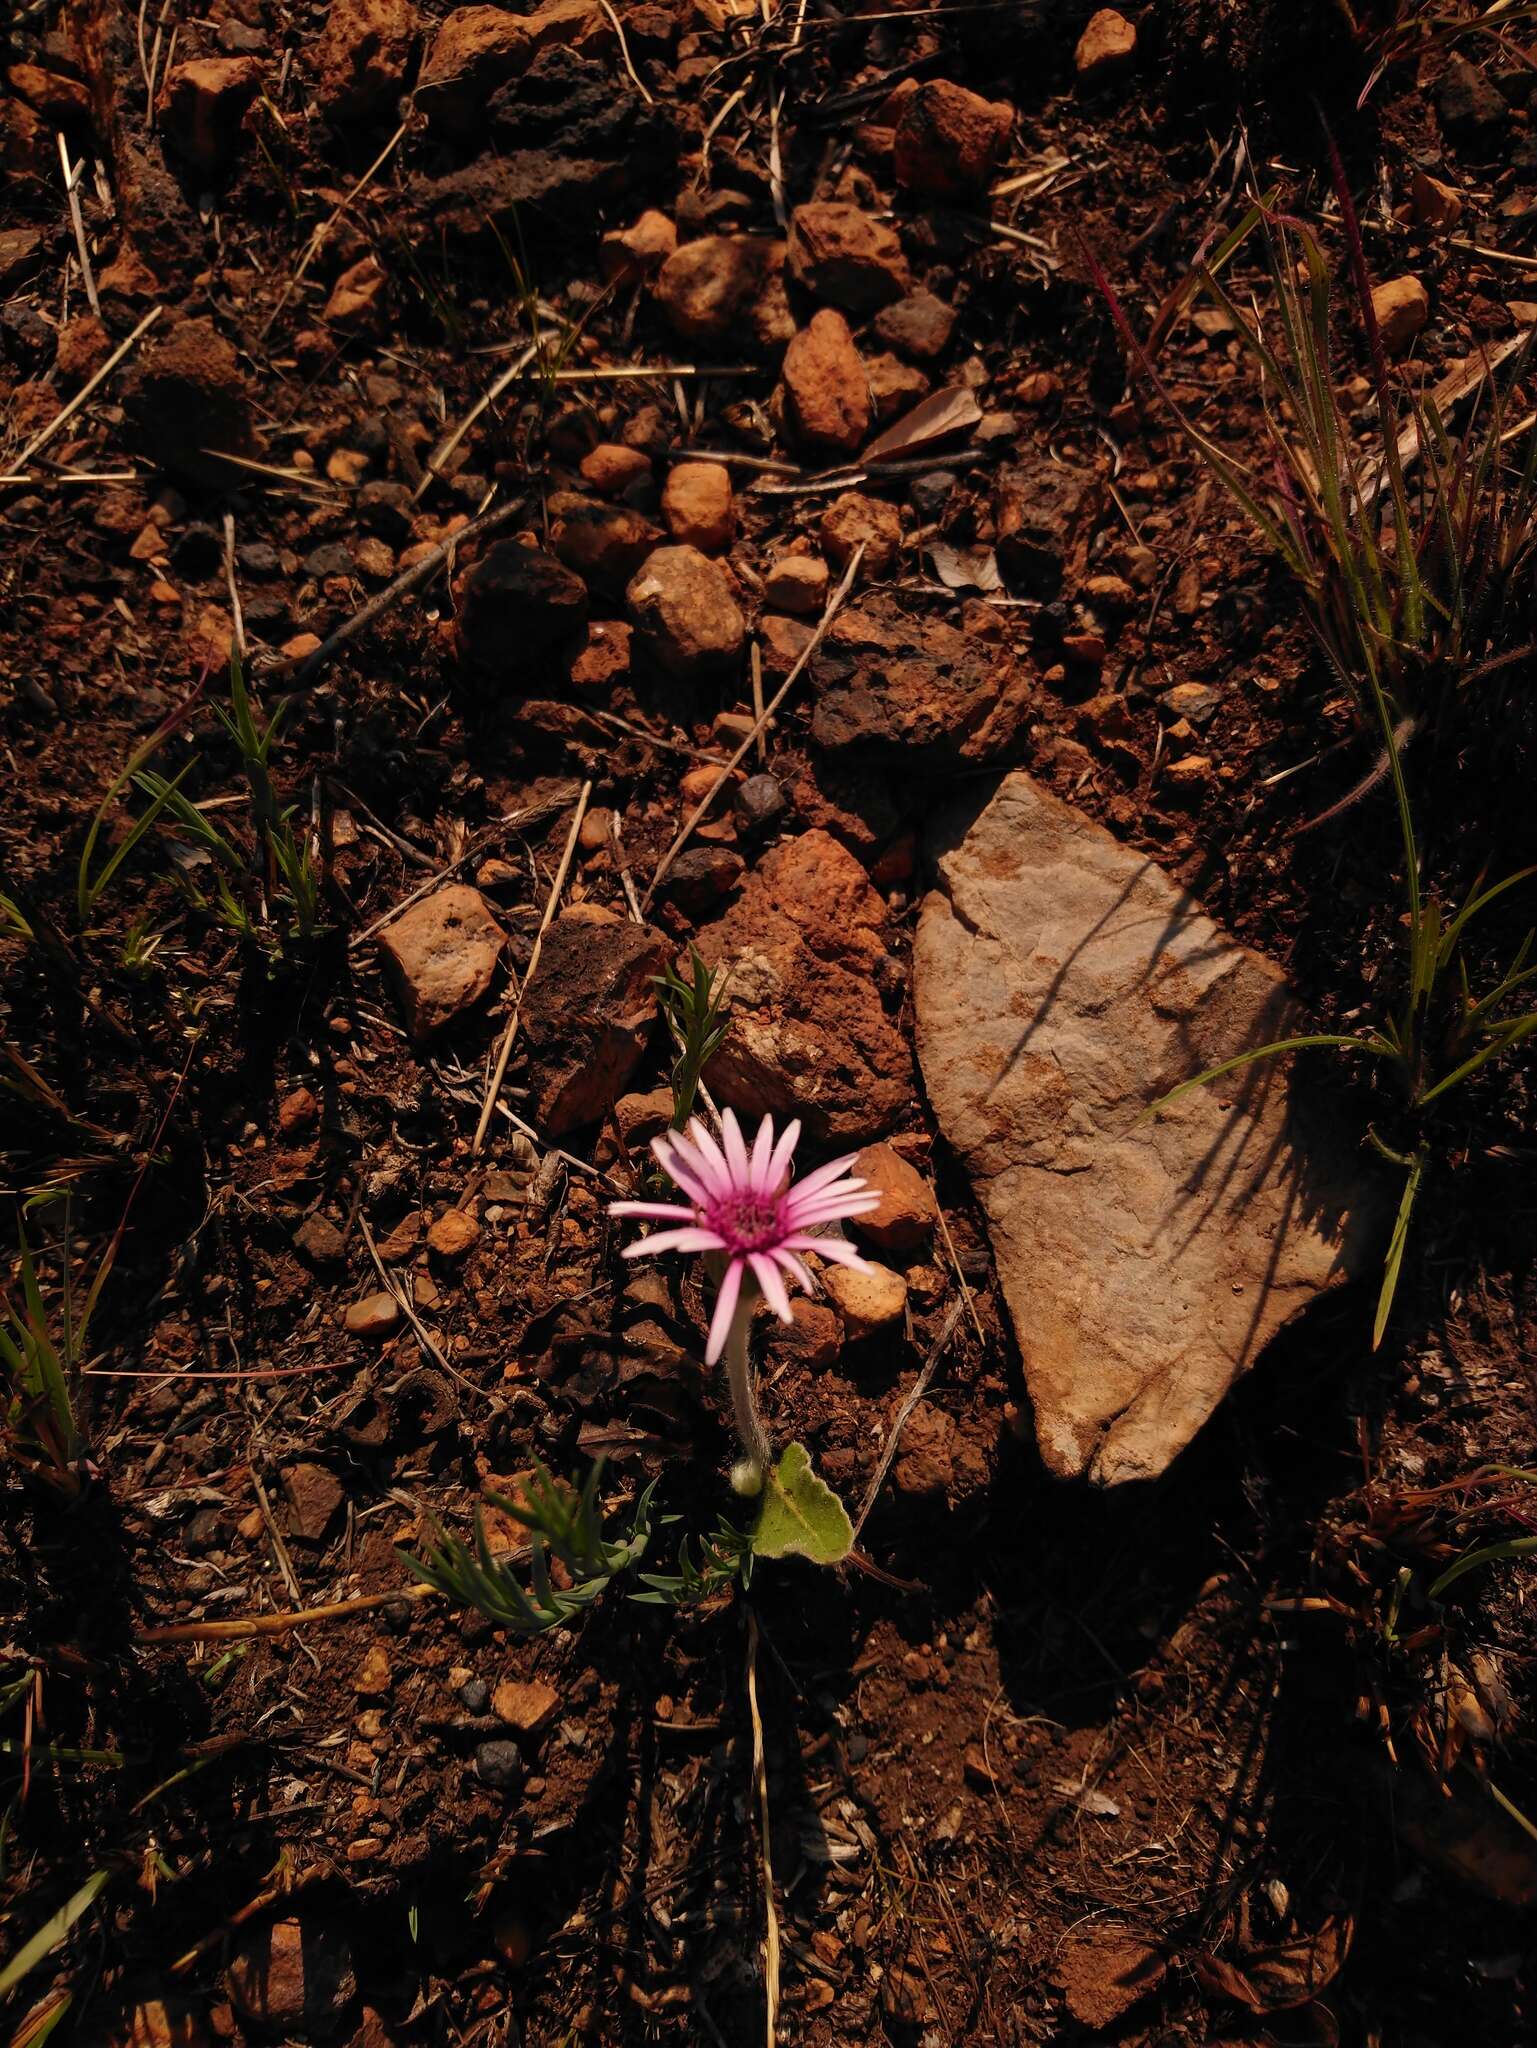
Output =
[{"x1": 722, "y1": 1284, "x2": 773, "y2": 1483}]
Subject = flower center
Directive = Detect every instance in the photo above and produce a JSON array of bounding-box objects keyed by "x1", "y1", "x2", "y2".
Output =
[{"x1": 708, "y1": 1191, "x2": 785, "y2": 1251}]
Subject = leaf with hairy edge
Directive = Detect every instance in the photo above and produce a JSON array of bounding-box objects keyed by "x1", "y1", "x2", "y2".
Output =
[{"x1": 752, "y1": 1442, "x2": 853, "y2": 1565}]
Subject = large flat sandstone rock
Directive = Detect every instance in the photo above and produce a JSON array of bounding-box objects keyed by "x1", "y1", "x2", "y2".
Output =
[{"x1": 914, "y1": 773, "x2": 1383, "y2": 1484}]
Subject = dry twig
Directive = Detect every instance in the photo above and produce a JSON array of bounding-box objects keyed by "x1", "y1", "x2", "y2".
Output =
[
  {"x1": 745, "y1": 1611, "x2": 782, "y2": 2048},
  {"x1": 6, "y1": 306, "x2": 162, "y2": 477},
  {"x1": 641, "y1": 543, "x2": 864, "y2": 908},
  {"x1": 472, "y1": 782, "x2": 592, "y2": 1153}
]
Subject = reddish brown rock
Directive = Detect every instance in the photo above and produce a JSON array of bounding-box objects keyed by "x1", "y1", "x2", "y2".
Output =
[
  {"x1": 579, "y1": 443, "x2": 652, "y2": 496},
  {"x1": 225, "y1": 1918, "x2": 356, "y2": 2033},
  {"x1": 427, "y1": 1208, "x2": 479, "y2": 1258},
  {"x1": 121, "y1": 316, "x2": 257, "y2": 485},
  {"x1": 783, "y1": 309, "x2": 869, "y2": 455},
  {"x1": 5, "y1": 63, "x2": 92, "y2": 125},
  {"x1": 893, "y1": 80, "x2": 1012, "y2": 198},
  {"x1": 54, "y1": 315, "x2": 112, "y2": 387},
  {"x1": 566, "y1": 618, "x2": 632, "y2": 691},
  {"x1": 872, "y1": 288, "x2": 957, "y2": 362},
  {"x1": 283, "y1": 1462, "x2": 347, "y2": 1542},
  {"x1": 661, "y1": 461, "x2": 735, "y2": 553},
  {"x1": 811, "y1": 592, "x2": 1032, "y2": 768},
  {"x1": 1074, "y1": 7, "x2": 1138, "y2": 85},
  {"x1": 324, "y1": 254, "x2": 388, "y2": 331},
  {"x1": 415, "y1": 0, "x2": 607, "y2": 128},
  {"x1": 1372, "y1": 274, "x2": 1430, "y2": 354},
  {"x1": 992, "y1": 456, "x2": 1100, "y2": 595},
  {"x1": 158, "y1": 58, "x2": 265, "y2": 177},
  {"x1": 315, "y1": 0, "x2": 418, "y2": 120},
  {"x1": 548, "y1": 492, "x2": 662, "y2": 594},
  {"x1": 692, "y1": 831, "x2": 914, "y2": 1143},
  {"x1": 787, "y1": 201, "x2": 910, "y2": 315},
  {"x1": 454, "y1": 539, "x2": 588, "y2": 668},
  {"x1": 653, "y1": 234, "x2": 781, "y2": 344},
  {"x1": 493, "y1": 1677, "x2": 560, "y2": 1734},
  {"x1": 378, "y1": 885, "x2": 505, "y2": 1038},
  {"x1": 849, "y1": 1142, "x2": 938, "y2": 1252},
  {"x1": 766, "y1": 1294, "x2": 844, "y2": 1369},
  {"x1": 865, "y1": 350, "x2": 930, "y2": 422},
  {"x1": 626, "y1": 544, "x2": 745, "y2": 677},
  {"x1": 764, "y1": 554, "x2": 829, "y2": 615},
  {"x1": 1410, "y1": 168, "x2": 1462, "y2": 230},
  {"x1": 819, "y1": 491, "x2": 902, "y2": 577},
  {"x1": 600, "y1": 207, "x2": 676, "y2": 283},
  {"x1": 520, "y1": 911, "x2": 669, "y2": 1134},
  {"x1": 759, "y1": 612, "x2": 815, "y2": 678}
]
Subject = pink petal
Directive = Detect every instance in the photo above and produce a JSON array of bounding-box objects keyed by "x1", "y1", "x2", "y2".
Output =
[
  {"x1": 785, "y1": 1192, "x2": 883, "y2": 1227},
  {"x1": 749, "y1": 1114, "x2": 775, "y2": 1192},
  {"x1": 704, "y1": 1255, "x2": 745, "y2": 1366},
  {"x1": 767, "y1": 1117, "x2": 802, "y2": 1193},
  {"x1": 609, "y1": 1200, "x2": 700, "y2": 1222},
  {"x1": 687, "y1": 1117, "x2": 733, "y2": 1195},
  {"x1": 721, "y1": 1107, "x2": 750, "y2": 1185},
  {"x1": 782, "y1": 1234, "x2": 873, "y2": 1272},
  {"x1": 772, "y1": 1248, "x2": 816, "y2": 1293},
  {"x1": 620, "y1": 1227, "x2": 728, "y2": 1257},
  {"x1": 650, "y1": 1134, "x2": 715, "y2": 1209},
  {"x1": 749, "y1": 1251, "x2": 793, "y2": 1322},
  {"x1": 788, "y1": 1153, "x2": 863, "y2": 1201}
]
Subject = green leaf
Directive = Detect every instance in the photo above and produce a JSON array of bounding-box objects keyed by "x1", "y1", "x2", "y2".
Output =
[
  {"x1": 751, "y1": 1442, "x2": 853, "y2": 1566},
  {"x1": 0, "y1": 1869, "x2": 109, "y2": 1999},
  {"x1": 1373, "y1": 1146, "x2": 1426, "y2": 1352},
  {"x1": 1429, "y1": 1534, "x2": 1537, "y2": 1602}
]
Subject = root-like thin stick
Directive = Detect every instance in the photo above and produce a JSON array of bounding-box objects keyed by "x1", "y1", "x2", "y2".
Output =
[
  {"x1": 58, "y1": 135, "x2": 100, "y2": 315},
  {"x1": 259, "y1": 120, "x2": 407, "y2": 339},
  {"x1": 139, "y1": 1582, "x2": 437, "y2": 1646},
  {"x1": 261, "y1": 494, "x2": 530, "y2": 684},
  {"x1": 249, "y1": 1468, "x2": 301, "y2": 1607},
  {"x1": 358, "y1": 1214, "x2": 500, "y2": 1408},
  {"x1": 222, "y1": 512, "x2": 247, "y2": 659},
  {"x1": 598, "y1": 0, "x2": 654, "y2": 102},
  {"x1": 642, "y1": 543, "x2": 864, "y2": 909},
  {"x1": 745, "y1": 1611, "x2": 781, "y2": 2048},
  {"x1": 749, "y1": 639, "x2": 767, "y2": 768},
  {"x1": 414, "y1": 338, "x2": 545, "y2": 502},
  {"x1": 348, "y1": 788, "x2": 577, "y2": 950},
  {"x1": 852, "y1": 1296, "x2": 966, "y2": 1541},
  {"x1": 934, "y1": 1206, "x2": 986, "y2": 1351},
  {"x1": 7, "y1": 306, "x2": 162, "y2": 477},
  {"x1": 472, "y1": 782, "x2": 591, "y2": 1154}
]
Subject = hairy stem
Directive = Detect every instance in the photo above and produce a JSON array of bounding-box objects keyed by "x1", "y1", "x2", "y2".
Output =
[{"x1": 722, "y1": 1283, "x2": 773, "y2": 1481}]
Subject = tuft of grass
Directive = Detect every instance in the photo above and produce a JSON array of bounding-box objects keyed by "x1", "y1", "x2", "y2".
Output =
[
  {"x1": 0, "y1": 1196, "x2": 96, "y2": 1500},
  {"x1": 1089, "y1": 171, "x2": 1537, "y2": 765},
  {"x1": 133, "y1": 654, "x2": 326, "y2": 947},
  {"x1": 1144, "y1": 724, "x2": 1537, "y2": 1347},
  {"x1": 654, "y1": 948, "x2": 731, "y2": 1129},
  {"x1": 401, "y1": 1462, "x2": 657, "y2": 1636}
]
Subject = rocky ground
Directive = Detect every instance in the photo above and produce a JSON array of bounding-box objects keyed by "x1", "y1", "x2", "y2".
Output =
[{"x1": 3, "y1": 0, "x2": 1537, "y2": 2043}]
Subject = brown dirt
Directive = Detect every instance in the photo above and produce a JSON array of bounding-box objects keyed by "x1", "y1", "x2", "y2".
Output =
[{"x1": 3, "y1": 2, "x2": 1537, "y2": 2044}]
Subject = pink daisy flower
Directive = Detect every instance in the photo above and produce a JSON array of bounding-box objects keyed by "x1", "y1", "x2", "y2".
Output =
[{"x1": 611, "y1": 1109, "x2": 879, "y2": 1366}]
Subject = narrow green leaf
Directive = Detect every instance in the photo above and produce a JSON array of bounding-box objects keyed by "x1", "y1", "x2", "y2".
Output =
[
  {"x1": 0, "y1": 1869, "x2": 109, "y2": 1998},
  {"x1": 1430, "y1": 1535, "x2": 1537, "y2": 1602},
  {"x1": 1138, "y1": 1033, "x2": 1382, "y2": 1124},
  {"x1": 1372, "y1": 1148, "x2": 1426, "y2": 1352}
]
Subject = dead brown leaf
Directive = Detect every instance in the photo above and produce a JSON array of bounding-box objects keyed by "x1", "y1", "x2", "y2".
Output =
[{"x1": 862, "y1": 385, "x2": 982, "y2": 464}]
